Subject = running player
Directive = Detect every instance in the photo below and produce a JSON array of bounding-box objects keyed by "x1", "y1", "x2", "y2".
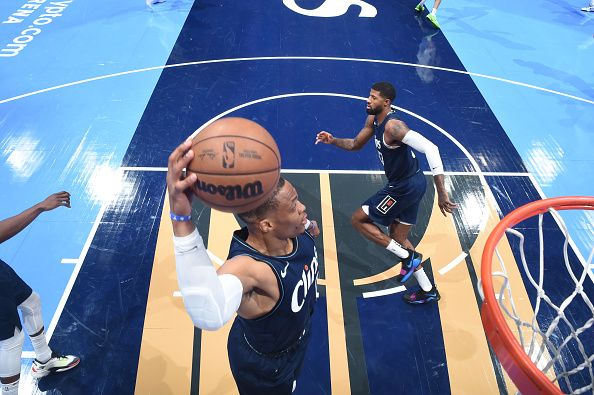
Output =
[{"x1": 315, "y1": 81, "x2": 456, "y2": 304}]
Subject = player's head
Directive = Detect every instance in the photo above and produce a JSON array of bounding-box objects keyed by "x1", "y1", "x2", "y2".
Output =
[
  {"x1": 367, "y1": 81, "x2": 395, "y2": 115},
  {"x1": 238, "y1": 178, "x2": 308, "y2": 238}
]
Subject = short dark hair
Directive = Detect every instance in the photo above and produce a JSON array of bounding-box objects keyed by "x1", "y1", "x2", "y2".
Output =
[
  {"x1": 237, "y1": 177, "x2": 286, "y2": 223},
  {"x1": 371, "y1": 81, "x2": 396, "y2": 102}
]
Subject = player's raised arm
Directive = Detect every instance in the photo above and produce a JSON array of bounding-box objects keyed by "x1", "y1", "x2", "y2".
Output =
[
  {"x1": 385, "y1": 119, "x2": 457, "y2": 216},
  {"x1": 167, "y1": 140, "x2": 244, "y2": 331},
  {"x1": 315, "y1": 115, "x2": 375, "y2": 151},
  {"x1": 0, "y1": 191, "x2": 71, "y2": 244}
]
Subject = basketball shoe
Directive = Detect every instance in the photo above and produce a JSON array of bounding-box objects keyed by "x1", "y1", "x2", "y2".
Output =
[
  {"x1": 426, "y1": 13, "x2": 441, "y2": 29},
  {"x1": 404, "y1": 287, "x2": 441, "y2": 304},
  {"x1": 396, "y1": 250, "x2": 422, "y2": 283},
  {"x1": 31, "y1": 352, "x2": 80, "y2": 378}
]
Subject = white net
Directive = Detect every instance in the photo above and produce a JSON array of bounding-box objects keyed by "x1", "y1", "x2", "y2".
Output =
[{"x1": 491, "y1": 207, "x2": 594, "y2": 394}]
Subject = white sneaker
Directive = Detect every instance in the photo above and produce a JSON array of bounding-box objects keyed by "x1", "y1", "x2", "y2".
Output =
[
  {"x1": 31, "y1": 352, "x2": 80, "y2": 378},
  {"x1": 581, "y1": 5, "x2": 594, "y2": 11}
]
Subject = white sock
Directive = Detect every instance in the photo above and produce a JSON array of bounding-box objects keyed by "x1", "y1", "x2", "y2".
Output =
[
  {"x1": 386, "y1": 240, "x2": 409, "y2": 259},
  {"x1": 30, "y1": 333, "x2": 51, "y2": 363},
  {"x1": 1, "y1": 380, "x2": 19, "y2": 395},
  {"x1": 431, "y1": 8, "x2": 437, "y2": 15},
  {"x1": 414, "y1": 268, "x2": 433, "y2": 292},
  {"x1": 418, "y1": 0, "x2": 426, "y2": 5}
]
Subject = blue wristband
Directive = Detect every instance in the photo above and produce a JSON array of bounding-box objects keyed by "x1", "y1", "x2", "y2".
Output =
[{"x1": 170, "y1": 212, "x2": 192, "y2": 222}]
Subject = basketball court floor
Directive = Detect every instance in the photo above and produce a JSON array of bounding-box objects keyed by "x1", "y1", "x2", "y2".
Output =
[{"x1": 0, "y1": 0, "x2": 593, "y2": 394}]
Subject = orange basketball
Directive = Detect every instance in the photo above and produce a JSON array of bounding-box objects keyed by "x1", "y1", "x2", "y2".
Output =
[{"x1": 187, "y1": 117, "x2": 281, "y2": 213}]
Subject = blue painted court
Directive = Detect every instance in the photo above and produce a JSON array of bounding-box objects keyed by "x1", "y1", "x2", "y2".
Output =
[{"x1": 0, "y1": 0, "x2": 592, "y2": 393}]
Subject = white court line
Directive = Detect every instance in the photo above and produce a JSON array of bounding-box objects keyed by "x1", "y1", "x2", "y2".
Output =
[
  {"x1": 120, "y1": 166, "x2": 167, "y2": 172},
  {"x1": 438, "y1": 252, "x2": 468, "y2": 275},
  {"x1": 45, "y1": 202, "x2": 108, "y2": 340},
  {"x1": 362, "y1": 286, "x2": 407, "y2": 299},
  {"x1": 2, "y1": 56, "x2": 593, "y2": 105},
  {"x1": 119, "y1": 166, "x2": 533, "y2": 177},
  {"x1": 60, "y1": 258, "x2": 80, "y2": 264}
]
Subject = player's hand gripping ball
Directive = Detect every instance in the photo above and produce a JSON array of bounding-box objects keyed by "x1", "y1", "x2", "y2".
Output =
[{"x1": 187, "y1": 117, "x2": 281, "y2": 213}]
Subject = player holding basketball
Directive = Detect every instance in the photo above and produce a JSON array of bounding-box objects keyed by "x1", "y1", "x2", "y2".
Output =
[
  {"x1": 315, "y1": 81, "x2": 456, "y2": 304},
  {"x1": 0, "y1": 192, "x2": 80, "y2": 395},
  {"x1": 167, "y1": 139, "x2": 320, "y2": 395}
]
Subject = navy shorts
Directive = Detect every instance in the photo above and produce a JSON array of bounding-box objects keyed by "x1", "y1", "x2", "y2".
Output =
[
  {"x1": 363, "y1": 171, "x2": 427, "y2": 226},
  {"x1": 0, "y1": 259, "x2": 33, "y2": 340},
  {"x1": 227, "y1": 319, "x2": 312, "y2": 395}
]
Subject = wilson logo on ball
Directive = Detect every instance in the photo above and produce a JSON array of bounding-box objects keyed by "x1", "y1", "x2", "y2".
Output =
[
  {"x1": 195, "y1": 178, "x2": 264, "y2": 201},
  {"x1": 222, "y1": 141, "x2": 235, "y2": 168}
]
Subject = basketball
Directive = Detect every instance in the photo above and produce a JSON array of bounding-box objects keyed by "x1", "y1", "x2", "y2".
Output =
[{"x1": 187, "y1": 117, "x2": 281, "y2": 213}]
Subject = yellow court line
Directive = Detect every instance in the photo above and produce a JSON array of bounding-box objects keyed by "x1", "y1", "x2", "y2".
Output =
[
  {"x1": 353, "y1": 264, "x2": 401, "y2": 286},
  {"x1": 419, "y1": 184, "x2": 502, "y2": 395},
  {"x1": 199, "y1": 210, "x2": 239, "y2": 395},
  {"x1": 319, "y1": 173, "x2": 351, "y2": 395},
  {"x1": 135, "y1": 196, "x2": 195, "y2": 395}
]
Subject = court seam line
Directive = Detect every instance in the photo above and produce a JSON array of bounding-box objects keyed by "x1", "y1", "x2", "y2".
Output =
[{"x1": 2, "y1": 56, "x2": 593, "y2": 105}]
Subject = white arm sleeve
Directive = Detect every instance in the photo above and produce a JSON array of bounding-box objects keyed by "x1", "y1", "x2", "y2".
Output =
[
  {"x1": 174, "y1": 228, "x2": 243, "y2": 331},
  {"x1": 402, "y1": 130, "x2": 444, "y2": 176}
]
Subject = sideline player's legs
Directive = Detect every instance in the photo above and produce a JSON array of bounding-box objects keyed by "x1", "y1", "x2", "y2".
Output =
[
  {"x1": 414, "y1": 0, "x2": 442, "y2": 29},
  {"x1": 0, "y1": 261, "x2": 79, "y2": 395}
]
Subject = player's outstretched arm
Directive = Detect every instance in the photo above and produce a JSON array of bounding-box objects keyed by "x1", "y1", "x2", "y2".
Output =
[
  {"x1": 0, "y1": 191, "x2": 71, "y2": 244},
  {"x1": 167, "y1": 140, "x2": 244, "y2": 331},
  {"x1": 315, "y1": 116, "x2": 375, "y2": 151}
]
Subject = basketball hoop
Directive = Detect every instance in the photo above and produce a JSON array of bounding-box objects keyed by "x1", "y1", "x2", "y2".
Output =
[{"x1": 480, "y1": 196, "x2": 594, "y2": 394}]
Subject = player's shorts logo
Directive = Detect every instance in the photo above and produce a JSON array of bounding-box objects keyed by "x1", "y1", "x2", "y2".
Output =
[
  {"x1": 222, "y1": 141, "x2": 235, "y2": 168},
  {"x1": 377, "y1": 195, "x2": 396, "y2": 214}
]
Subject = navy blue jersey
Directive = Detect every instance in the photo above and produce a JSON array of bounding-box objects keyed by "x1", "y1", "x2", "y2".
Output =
[
  {"x1": 374, "y1": 111, "x2": 420, "y2": 182},
  {"x1": 227, "y1": 228, "x2": 318, "y2": 354}
]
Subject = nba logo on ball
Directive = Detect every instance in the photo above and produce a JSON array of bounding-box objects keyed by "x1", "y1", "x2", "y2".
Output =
[
  {"x1": 223, "y1": 141, "x2": 235, "y2": 168},
  {"x1": 188, "y1": 117, "x2": 281, "y2": 213}
]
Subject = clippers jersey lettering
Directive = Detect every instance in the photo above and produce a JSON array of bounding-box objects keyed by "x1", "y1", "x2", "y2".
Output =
[
  {"x1": 374, "y1": 111, "x2": 420, "y2": 182},
  {"x1": 227, "y1": 228, "x2": 318, "y2": 354}
]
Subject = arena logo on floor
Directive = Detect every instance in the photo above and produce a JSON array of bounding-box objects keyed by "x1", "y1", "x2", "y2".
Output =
[{"x1": 283, "y1": 0, "x2": 376, "y2": 17}]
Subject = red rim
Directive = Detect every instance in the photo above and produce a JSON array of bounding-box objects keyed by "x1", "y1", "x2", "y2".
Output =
[{"x1": 480, "y1": 196, "x2": 594, "y2": 394}]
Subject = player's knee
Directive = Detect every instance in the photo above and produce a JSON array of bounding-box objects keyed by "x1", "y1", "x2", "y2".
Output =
[
  {"x1": 351, "y1": 206, "x2": 368, "y2": 228},
  {"x1": 0, "y1": 329, "x2": 24, "y2": 379},
  {"x1": 18, "y1": 292, "x2": 44, "y2": 335},
  {"x1": 18, "y1": 291, "x2": 42, "y2": 314}
]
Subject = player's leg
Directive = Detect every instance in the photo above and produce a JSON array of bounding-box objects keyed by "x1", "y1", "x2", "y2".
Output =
[
  {"x1": 387, "y1": 221, "x2": 423, "y2": 283},
  {"x1": 228, "y1": 321, "x2": 295, "y2": 395},
  {"x1": 0, "y1": 329, "x2": 24, "y2": 395},
  {"x1": 391, "y1": 224, "x2": 440, "y2": 304},
  {"x1": 352, "y1": 184, "x2": 420, "y2": 281},
  {"x1": 17, "y1": 292, "x2": 79, "y2": 378},
  {"x1": 426, "y1": 0, "x2": 442, "y2": 28},
  {"x1": 0, "y1": 259, "x2": 32, "y2": 395}
]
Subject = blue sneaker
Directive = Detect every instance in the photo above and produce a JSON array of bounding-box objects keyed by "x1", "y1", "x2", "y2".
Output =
[
  {"x1": 396, "y1": 250, "x2": 422, "y2": 283},
  {"x1": 404, "y1": 287, "x2": 441, "y2": 304}
]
